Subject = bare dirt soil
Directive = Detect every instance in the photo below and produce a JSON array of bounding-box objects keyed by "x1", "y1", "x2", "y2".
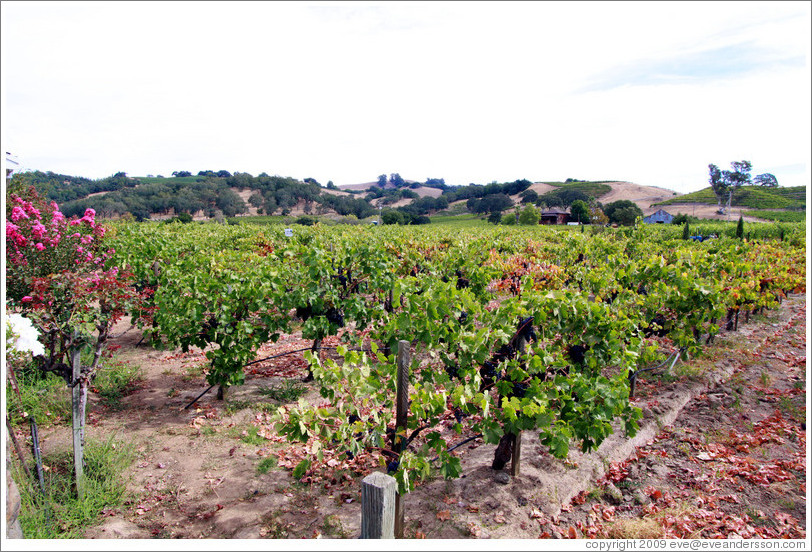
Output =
[
  {"x1": 551, "y1": 295, "x2": 807, "y2": 539},
  {"x1": 30, "y1": 295, "x2": 805, "y2": 541}
]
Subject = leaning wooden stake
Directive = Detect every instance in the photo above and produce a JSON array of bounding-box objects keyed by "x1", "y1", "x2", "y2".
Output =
[
  {"x1": 360, "y1": 472, "x2": 397, "y2": 539},
  {"x1": 394, "y1": 340, "x2": 410, "y2": 538},
  {"x1": 5, "y1": 417, "x2": 33, "y2": 481}
]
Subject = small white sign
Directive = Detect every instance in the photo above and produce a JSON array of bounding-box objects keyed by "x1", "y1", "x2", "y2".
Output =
[{"x1": 284, "y1": 228, "x2": 293, "y2": 237}]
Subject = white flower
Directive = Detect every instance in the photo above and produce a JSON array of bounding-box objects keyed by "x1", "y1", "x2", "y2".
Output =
[{"x1": 6, "y1": 313, "x2": 46, "y2": 357}]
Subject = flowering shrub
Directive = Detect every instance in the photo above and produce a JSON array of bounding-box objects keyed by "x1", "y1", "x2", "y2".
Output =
[
  {"x1": 6, "y1": 188, "x2": 112, "y2": 306},
  {"x1": 6, "y1": 186, "x2": 144, "y2": 496},
  {"x1": 5, "y1": 186, "x2": 143, "y2": 380}
]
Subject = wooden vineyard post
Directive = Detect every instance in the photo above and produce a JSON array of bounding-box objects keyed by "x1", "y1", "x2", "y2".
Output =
[
  {"x1": 394, "y1": 339, "x2": 410, "y2": 538},
  {"x1": 360, "y1": 472, "x2": 397, "y2": 539},
  {"x1": 70, "y1": 340, "x2": 86, "y2": 499},
  {"x1": 510, "y1": 334, "x2": 529, "y2": 477},
  {"x1": 510, "y1": 431, "x2": 523, "y2": 477}
]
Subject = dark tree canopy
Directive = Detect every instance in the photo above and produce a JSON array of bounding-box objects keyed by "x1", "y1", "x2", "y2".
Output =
[
  {"x1": 466, "y1": 193, "x2": 513, "y2": 215},
  {"x1": 382, "y1": 209, "x2": 405, "y2": 225},
  {"x1": 569, "y1": 200, "x2": 590, "y2": 224},
  {"x1": 604, "y1": 200, "x2": 643, "y2": 226},
  {"x1": 726, "y1": 161, "x2": 752, "y2": 187},
  {"x1": 754, "y1": 173, "x2": 778, "y2": 187},
  {"x1": 538, "y1": 187, "x2": 590, "y2": 207},
  {"x1": 709, "y1": 160, "x2": 753, "y2": 211},
  {"x1": 520, "y1": 190, "x2": 538, "y2": 204}
]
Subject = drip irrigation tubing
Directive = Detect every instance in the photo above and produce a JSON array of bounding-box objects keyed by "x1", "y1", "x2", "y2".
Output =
[
  {"x1": 628, "y1": 347, "x2": 685, "y2": 397},
  {"x1": 430, "y1": 433, "x2": 484, "y2": 463}
]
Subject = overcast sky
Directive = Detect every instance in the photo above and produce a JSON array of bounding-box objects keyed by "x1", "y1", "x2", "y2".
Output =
[{"x1": 2, "y1": 1, "x2": 810, "y2": 194}]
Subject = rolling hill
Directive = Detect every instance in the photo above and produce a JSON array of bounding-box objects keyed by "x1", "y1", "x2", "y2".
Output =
[{"x1": 8, "y1": 169, "x2": 803, "y2": 224}]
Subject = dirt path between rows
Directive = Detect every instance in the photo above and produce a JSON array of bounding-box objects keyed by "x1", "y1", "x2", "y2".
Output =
[{"x1": 32, "y1": 294, "x2": 805, "y2": 540}]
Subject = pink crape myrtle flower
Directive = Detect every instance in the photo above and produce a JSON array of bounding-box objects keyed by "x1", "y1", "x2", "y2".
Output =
[
  {"x1": 11, "y1": 232, "x2": 27, "y2": 247},
  {"x1": 78, "y1": 208, "x2": 96, "y2": 227},
  {"x1": 31, "y1": 221, "x2": 47, "y2": 239},
  {"x1": 24, "y1": 204, "x2": 42, "y2": 218},
  {"x1": 11, "y1": 206, "x2": 29, "y2": 222},
  {"x1": 35, "y1": 243, "x2": 45, "y2": 251}
]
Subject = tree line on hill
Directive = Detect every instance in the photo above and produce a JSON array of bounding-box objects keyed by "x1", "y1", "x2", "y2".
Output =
[
  {"x1": 8, "y1": 169, "x2": 633, "y2": 225},
  {"x1": 12, "y1": 165, "x2": 790, "y2": 226},
  {"x1": 9, "y1": 171, "x2": 381, "y2": 221},
  {"x1": 9, "y1": 170, "x2": 479, "y2": 223}
]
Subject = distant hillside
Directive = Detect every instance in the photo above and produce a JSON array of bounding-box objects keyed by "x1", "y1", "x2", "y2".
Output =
[
  {"x1": 9, "y1": 171, "x2": 377, "y2": 221},
  {"x1": 500, "y1": 180, "x2": 678, "y2": 217},
  {"x1": 14, "y1": 169, "x2": 794, "y2": 225},
  {"x1": 655, "y1": 185, "x2": 805, "y2": 210}
]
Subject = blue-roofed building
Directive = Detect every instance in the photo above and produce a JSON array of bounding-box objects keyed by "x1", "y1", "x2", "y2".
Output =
[{"x1": 643, "y1": 209, "x2": 673, "y2": 224}]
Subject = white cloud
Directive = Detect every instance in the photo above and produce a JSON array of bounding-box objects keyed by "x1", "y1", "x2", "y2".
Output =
[{"x1": 2, "y1": 1, "x2": 809, "y2": 193}]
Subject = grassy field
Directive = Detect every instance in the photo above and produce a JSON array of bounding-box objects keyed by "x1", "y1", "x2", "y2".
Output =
[
  {"x1": 226, "y1": 215, "x2": 291, "y2": 225},
  {"x1": 541, "y1": 181, "x2": 613, "y2": 199},
  {"x1": 428, "y1": 214, "x2": 491, "y2": 228}
]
